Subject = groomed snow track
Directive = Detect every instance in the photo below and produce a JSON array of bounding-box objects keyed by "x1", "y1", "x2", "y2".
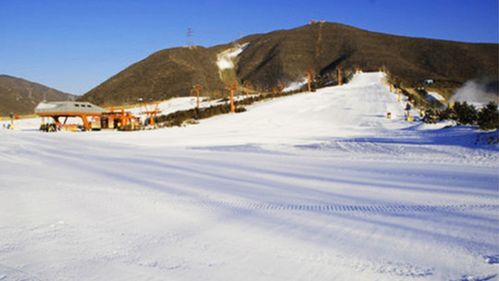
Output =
[
  {"x1": 178, "y1": 201, "x2": 499, "y2": 214},
  {"x1": 1, "y1": 72, "x2": 498, "y2": 281}
]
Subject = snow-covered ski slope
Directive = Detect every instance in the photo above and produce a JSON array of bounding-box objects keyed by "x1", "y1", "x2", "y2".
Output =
[{"x1": 0, "y1": 72, "x2": 498, "y2": 281}]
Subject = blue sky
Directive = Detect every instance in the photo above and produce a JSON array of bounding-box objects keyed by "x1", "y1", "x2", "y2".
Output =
[{"x1": 1, "y1": 0, "x2": 498, "y2": 95}]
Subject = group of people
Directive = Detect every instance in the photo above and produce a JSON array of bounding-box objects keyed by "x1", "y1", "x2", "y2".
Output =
[
  {"x1": 386, "y1": 102, "x2": 415, "y2": 121},
  {"x1": 2, "y1": 122, "x2": 14, "y2": 129}
]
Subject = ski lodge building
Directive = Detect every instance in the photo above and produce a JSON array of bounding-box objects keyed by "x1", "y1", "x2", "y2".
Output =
[{"x1": 35, "y1": 101, "x2": 140, "y2": 131}]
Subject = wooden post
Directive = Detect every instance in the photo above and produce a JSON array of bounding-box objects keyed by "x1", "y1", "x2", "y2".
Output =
[
  {"x1": 306, "y1": 68, "x2": 314, "y2": 92},
  {"x1": 192, "y1": 84, "x2": 202, "y2": 111},
  {"x1": 230, "y1": 81, "x2": 237, "y2": 113},
  {"x1": 197, "y1": 91, "x2": 200, "y2": 110},
  {"x1": 80, "y1": 114, "x2": 91, "y2": 131},
  {"x1": 337, "y1": 65, "x2": 343, "y2": 86}
]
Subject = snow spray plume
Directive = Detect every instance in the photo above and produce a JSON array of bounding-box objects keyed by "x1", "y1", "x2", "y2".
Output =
[{"x1": 451, "y1": 80, "x2": 498, "y2": 105}]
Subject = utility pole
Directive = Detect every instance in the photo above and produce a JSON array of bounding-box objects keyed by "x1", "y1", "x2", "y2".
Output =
[
  {"x1": 306, "y1": 68, "x2": 315, "y2": 92},
  {"x1": 226, "y1": 81, "x2": 238, "y2": 113},
  {"x1": 140, "y1": 99, "x2": 161, "y2": 127},
  {"x1": 191, "y1": 84, "x2": 202, "y2": 111},
  {"x1": 337, "y1": 65, "x2": 343, "y2": 86}
]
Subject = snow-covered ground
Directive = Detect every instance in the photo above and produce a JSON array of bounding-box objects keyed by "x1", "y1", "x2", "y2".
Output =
[
  {"x1": 1, "y1": 73, "x2": 498, "y2": 281},
  {"x1": 283, "y1": 78, "x2": 308, "y2": 92},
  {"x1": 427, "y1": 91, "x2": 446, "y2": 102},
  {"x1": 7, "y1": 96, "x2": 246, "y2": 131},
  {"x1": 216, "y1": 43, "x2": 248, "y2": 70}
]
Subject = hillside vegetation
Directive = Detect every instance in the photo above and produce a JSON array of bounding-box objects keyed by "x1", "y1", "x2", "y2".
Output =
[
  {"x1": 82, "y1": 46, "x2": 227, "y2": 106},
  {"x1": 81, "y1": 22, "x2": 498, "y2": 106},
  {"x1": 0, "y1": 75, "x2": 75, "y2": 115}
]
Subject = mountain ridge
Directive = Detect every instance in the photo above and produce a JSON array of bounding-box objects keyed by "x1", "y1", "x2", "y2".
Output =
[
  {"x1": 46, "y1": 22, "x2": 499, "y2": 107},
  {"x1": 0, "y1": 75, "x2": 76, "y2": 116}
]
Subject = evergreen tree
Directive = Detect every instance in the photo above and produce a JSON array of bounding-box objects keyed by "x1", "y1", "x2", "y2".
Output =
[
  {"x1": 453, "y1": 101, "x2": 478, "y2": 125},
  {"x1": 423, "y1": 108, "x2": 439, "y2": 124},
  {"x1": 439, "y1": 106, "x2": 457, "y2": 121},
  {"x1": 477, "y1": 102, "x2": 499, "y2": 130}
]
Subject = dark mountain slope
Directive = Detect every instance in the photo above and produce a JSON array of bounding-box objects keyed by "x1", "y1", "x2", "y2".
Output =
[
  {"x1": 83, "y1": 46, "x2": 227, "y2": 106},
  {"x1": 0, "y1": 75, "x2": 75, "y2": 115},
  {"x1": 81, "y1": 22, "x2": 498, "y2": 105},
  {"x1": 236, "y1": 22, "x2": 498, "y2": 93}
]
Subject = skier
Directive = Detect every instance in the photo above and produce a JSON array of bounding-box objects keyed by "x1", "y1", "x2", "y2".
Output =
[
  {"x1": 405, "y1": 102, "x2": 412, "y2": 121},
  {"x1": 405, "y1": 102, "x2": 412, "y2": 112}
]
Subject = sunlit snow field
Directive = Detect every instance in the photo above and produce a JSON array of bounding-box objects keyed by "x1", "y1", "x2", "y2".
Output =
[{"x1": 1, "y1": 73, "x2": 498, "y2": 281}]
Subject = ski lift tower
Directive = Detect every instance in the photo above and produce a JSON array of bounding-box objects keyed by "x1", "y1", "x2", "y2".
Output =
[
  {"x1": 139, "y1": 98, "x2": 162, "y2": 127},
  {"x1": 191, "y1": 84, "x2": 202, "y2": 111},
  {"x1": 306, "y1": 68, "x2": 315, "y2": 92},
  {"x1": 225, "y1": 81, "x2": 238, "y2": 113}
]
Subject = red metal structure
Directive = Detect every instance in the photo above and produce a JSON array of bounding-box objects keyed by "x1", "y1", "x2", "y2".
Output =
[
  {"x1": 306, "y1": 68, "x2": 315, "y2": 92},
  {"x1": 102, "y1": 107, "x2": 141, "y2": 130},
  {"x1": 191, "y1": 84, "x2": 202, "y2": 111},
  {"x1": 140, "y1": 100, "x2": 161, "y2": 127},
  {"x1": 226, "y1": 81, "x2": 238, "y2": 113}
]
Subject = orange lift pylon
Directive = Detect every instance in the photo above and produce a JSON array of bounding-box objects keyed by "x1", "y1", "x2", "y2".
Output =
[
  {"x1": 106, "y1": 106, "x2": 138, "y2": 130},
  {"x1": 306, "y1": 68, "x2": 315, "y2": 92},
  {"x1": 337, "y1": 65, "x2": 343, "y2": 86},
  {"x1": 226, "y1": 81, "x2": 238, "y2": 113},
  {"x1": 140, "y1": 99, "x2": 161, "y2": 127},
  {"x1": 191, "y1": 84, "x2": 202, "y2": 110}
]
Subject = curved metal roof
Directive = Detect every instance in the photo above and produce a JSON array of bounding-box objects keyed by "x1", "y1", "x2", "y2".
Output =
[{"x1": 35, "y1": 101, "x2": 106, "y2": 115}]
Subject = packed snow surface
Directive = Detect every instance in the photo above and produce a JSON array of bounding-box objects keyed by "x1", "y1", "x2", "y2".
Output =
[
  {"x1": 216, "y1": 43, "x2": 248, "y2": 70},
  {"x1": 283, "y1": 78, "x2": 308, "y2": 92},
  {"x1": 1, "y1": 73, "x2": 498, "y2": 281},
  {"x1": 427, "y1": 91, "x2": 446, "y2": 102}
]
